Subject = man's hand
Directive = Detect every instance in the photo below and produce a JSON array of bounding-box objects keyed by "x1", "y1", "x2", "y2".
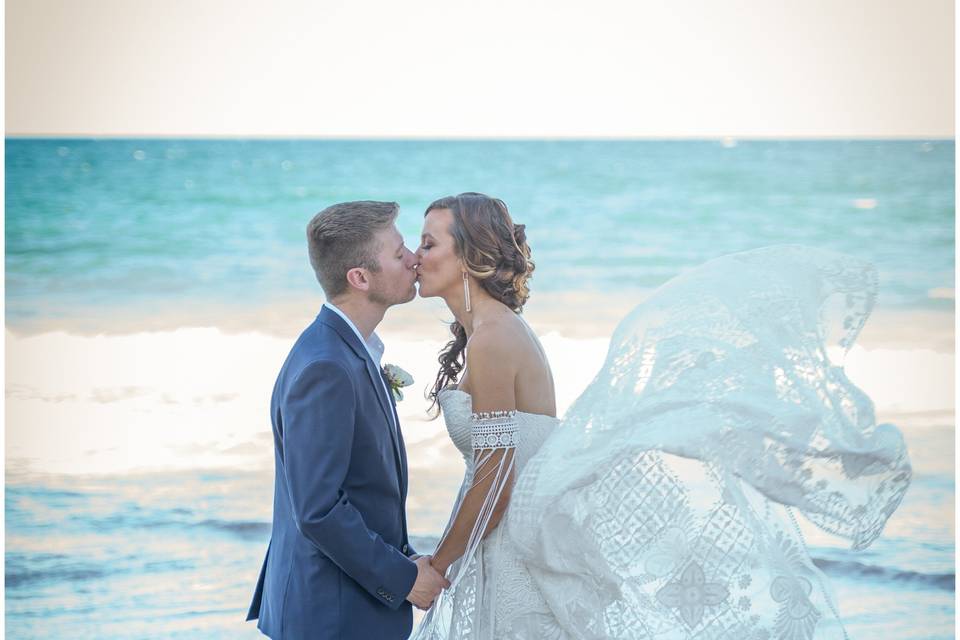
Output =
[{"x1": 406, "y1": 555, "x2": 450, "y2": 610}]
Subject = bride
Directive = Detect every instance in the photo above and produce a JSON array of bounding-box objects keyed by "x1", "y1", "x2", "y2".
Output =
[{"x1": 410, "y1": 192, "x2": 911, "y2": 640}]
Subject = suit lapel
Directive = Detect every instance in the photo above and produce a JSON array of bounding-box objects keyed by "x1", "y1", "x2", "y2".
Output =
[
  {"x1": 318, "y1": 306, "x2": 405, "y2": 488},
  {"x1": 382, "y1": 373, "x2": 409, "y2": 501},
  {"x1": 394, "y1": 406, "x2": 409, "y2": 502}
]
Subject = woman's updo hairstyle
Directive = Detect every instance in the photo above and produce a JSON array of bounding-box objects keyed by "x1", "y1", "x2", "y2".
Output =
[{"x1": 426, "y1": 192, "x2": 534, "y2": 416}]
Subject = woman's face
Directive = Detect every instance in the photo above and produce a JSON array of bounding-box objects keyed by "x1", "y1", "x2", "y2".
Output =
[{"x1": 416, "y1": 208, "x2": 462, "y2": 299}]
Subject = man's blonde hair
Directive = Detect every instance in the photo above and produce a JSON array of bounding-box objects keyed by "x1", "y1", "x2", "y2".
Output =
[{"x1": 306, "y1": 201, "x2": 399, "y2": 298}]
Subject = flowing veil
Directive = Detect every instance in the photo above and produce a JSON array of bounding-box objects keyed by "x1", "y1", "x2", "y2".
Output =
[{"x1": 501, "y1": 245, "x2": 912, "y2": 639}]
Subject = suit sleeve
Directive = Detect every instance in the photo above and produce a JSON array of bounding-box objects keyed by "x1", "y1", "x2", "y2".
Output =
[{"x1": 282, "y1": 359, "x2": 417, "y2": 609}]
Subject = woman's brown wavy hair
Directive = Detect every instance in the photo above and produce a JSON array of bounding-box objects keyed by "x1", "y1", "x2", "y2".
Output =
[{"x1": 425, "y1": 192, "x2": 534, "y2": 417}]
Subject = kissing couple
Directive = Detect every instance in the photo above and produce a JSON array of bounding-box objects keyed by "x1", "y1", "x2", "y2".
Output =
[{"x1": 247, "y1": 194, "x2": 910, "y2": 639}]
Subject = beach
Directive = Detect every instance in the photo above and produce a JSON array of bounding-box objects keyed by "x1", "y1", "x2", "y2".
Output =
[
  {"x1": 4, "y1": 300, "x2": 955, "y2": 477},
  {"x1": 5, "y1": 139, "x2": 955, "y2": 638}
]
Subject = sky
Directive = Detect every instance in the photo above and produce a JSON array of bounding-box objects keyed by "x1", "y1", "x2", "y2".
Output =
[{"x1": 5, "y1": 0, "x2": 955, "y2": 137}]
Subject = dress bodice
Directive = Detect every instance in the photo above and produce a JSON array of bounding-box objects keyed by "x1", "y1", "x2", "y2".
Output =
[{"x1": 437, "y1": 388, "x2": 558, "y2": 469}]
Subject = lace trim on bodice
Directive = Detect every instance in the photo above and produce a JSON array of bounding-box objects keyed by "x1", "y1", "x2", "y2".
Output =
[{"x1": 471, "y1": 411, "x2": 519, "y2": 450}]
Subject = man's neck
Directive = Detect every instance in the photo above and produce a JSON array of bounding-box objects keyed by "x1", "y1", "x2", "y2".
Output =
[{"x1": 328, "y1": 296, "x2": 386, "y2": 340}]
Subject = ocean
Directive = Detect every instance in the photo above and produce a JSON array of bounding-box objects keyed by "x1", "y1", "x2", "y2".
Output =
[{"x1": 5, "y1": 139, "x2": 955, "y2": 638}]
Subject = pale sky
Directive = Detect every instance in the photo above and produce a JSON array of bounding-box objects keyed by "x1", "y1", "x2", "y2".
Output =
[{"x1": 5, "y1": 0, "x2": 955, "y2": 137}]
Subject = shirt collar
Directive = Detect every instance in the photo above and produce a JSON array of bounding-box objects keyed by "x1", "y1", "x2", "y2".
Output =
[{"x1": 323, "y1": 302, "x2": 386, "y2": 366}]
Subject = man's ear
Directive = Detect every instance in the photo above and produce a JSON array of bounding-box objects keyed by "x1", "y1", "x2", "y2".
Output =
[{"x1": 345, "y1": 267, "x2": 370, "y2": 292}]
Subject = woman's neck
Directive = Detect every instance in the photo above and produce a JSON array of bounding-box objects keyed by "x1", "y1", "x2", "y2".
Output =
[{"x1": 448, "y1": 292, "x2": 511, "y2": 337}]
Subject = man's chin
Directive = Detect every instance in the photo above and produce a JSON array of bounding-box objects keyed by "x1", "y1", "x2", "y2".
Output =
[{"x1": 395, "y1": 284, "x2": 418, "y2": 305}]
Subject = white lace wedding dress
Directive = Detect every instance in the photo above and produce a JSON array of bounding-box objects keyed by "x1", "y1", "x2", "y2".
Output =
[
  {"x1": 412, "y1": 245, "x2": 911, "y2": 640},
  {"x1": 424, "y1": 387, "x2": 565, "y2": 639}
]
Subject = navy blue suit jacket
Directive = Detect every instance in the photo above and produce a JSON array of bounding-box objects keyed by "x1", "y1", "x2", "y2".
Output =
[{"x1": 247, "y1": 306, "x2": 418, "y2": 639}]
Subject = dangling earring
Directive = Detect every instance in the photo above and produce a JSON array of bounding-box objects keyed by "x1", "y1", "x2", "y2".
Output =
[{"x1": 462, "y1": 271, "x2": 472, "y2": 313}]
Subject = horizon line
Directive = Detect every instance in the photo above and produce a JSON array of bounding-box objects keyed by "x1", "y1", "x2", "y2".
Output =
[{"x1": 5, "y1": 133, "x2": 955, "y2": 142}]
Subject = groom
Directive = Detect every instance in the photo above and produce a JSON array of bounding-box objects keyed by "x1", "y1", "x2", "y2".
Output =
[{"x1": 247, "y1": 201, "x2": 449, "y2": 639}]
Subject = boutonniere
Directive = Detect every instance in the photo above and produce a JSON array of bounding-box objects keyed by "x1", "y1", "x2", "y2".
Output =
[{"x1": 382, "y1": 364, "x2": 414, "y2": 402}]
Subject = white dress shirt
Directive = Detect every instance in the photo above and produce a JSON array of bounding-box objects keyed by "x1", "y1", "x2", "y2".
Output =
[{"x1": 324, "y1": 302, "x2": 396, "y2": 431}]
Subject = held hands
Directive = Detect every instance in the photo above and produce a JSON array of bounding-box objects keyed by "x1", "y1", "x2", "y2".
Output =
[{"x1": 406, "y1": 555, "x2": 450, "y2": 610}]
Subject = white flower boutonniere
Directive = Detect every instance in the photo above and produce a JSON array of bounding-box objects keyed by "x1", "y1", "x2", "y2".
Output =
[{"x1": 382, "y1": 364, "x2": 414, "y2": 402}]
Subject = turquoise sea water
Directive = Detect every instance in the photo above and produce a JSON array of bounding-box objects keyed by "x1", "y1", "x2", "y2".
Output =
[
  {"x1": 5, "y1": 139, "x2": 955, "y2": 329},
  {"x1": 5, "y1": 139, "x2": 955, "y2": 638},
  {"x1": 5, "y1": 431, "x2": 955, "y2": 639}
]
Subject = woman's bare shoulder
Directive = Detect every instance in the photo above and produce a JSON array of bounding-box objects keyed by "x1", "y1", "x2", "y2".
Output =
[{"x1": 468, "y1": 313, "x2": 531, "y2": 360}]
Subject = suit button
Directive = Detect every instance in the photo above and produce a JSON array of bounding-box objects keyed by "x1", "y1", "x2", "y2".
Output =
[{"x1": 402, "y1": 544, "x2": 409, "y2": 554}]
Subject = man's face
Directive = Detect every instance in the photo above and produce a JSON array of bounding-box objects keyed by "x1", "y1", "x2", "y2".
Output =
[{"x1": 367, "y1": 224, "x2": 419, "y2": 307}]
